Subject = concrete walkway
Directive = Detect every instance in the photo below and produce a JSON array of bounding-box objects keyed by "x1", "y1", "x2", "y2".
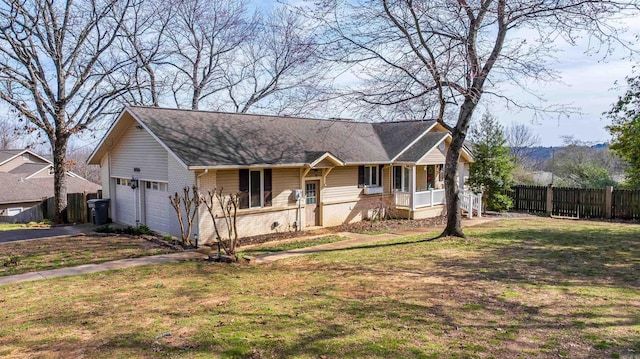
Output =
[
  {"x1": 0, "y1": 216, "x2": 500, "y2": 286},
  {"x1": 0, "y1": 251, "x2": 204, "y2": 286}
]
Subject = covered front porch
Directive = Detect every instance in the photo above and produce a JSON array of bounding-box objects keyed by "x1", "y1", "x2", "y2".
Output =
[{"x1": 391, "y1": 163, "x2": 481, "y2": 219}]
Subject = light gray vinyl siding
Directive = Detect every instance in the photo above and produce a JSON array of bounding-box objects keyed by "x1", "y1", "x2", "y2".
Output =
[
  {"x1": 110, "y1": 123, "x2": 169, "y2": 181},
  {"x1": 167, "y1": 155, "x2": 195, "y2": 238},
  {"x1": 100, "y1": 153, "x2": 110, "y2": 201}
]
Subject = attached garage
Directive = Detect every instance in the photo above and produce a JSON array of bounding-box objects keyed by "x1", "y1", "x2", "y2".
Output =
[
  {"x1": 114, "y1": 177, "x2": 136, "y2": 226},
  {"x1": 143, "y1": 181, "x2": 170, "y2": 234}
]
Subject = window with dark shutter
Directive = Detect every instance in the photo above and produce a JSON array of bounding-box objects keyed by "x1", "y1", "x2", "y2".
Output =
[
  {"x1": 263, "y1": 169, "x2": 272, "y2": 207},
  {"x1": 358, "y1": 165, "x2": 365, "y2": 188},
  {"x1": 239, "y1": 169, "x2": 249, "y2": 209}
]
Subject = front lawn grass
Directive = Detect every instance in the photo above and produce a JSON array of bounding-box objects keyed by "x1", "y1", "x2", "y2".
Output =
[
  {"x1": 239, "y1": 235, "x2": 350, "y2": 256},
  {"x1": 0, "y1": 235, "x2": 177, "y2": 276},
  {"x1": 0, "y1": 218, "x2": 638, "y2": 358},
  {"x1": 0, "y1": 222, "x2": 50, "y2": 231}
]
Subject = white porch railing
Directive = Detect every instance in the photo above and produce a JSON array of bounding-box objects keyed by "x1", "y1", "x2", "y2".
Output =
[
  {"x1": 394, "y1": 189, "x2": 481, "y2": 218},
  {"x1": 395, "y1": 192, "x2": 411, "y2": 207},
  {"x1": 394, "y1": 189, "x2": 446, "y2": 209},
  {"x1": 460, "y1": 190, "x2": 482, "y2": 219}
]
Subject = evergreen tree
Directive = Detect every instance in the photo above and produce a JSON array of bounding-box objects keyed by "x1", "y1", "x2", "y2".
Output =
[
  {"x1": 468, "y1": 114, "x2": 515, "y2": 212},
  {"x1": 607, "y1": 69, "x2": 640, "y2": 188}
]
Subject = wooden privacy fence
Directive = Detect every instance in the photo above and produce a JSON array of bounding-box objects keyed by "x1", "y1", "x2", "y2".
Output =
[
  {"x1": 508, "y1": 185, "x2": 547, "y2": 214},
  {"x1": 509, "y1": 185, "x2": 640, "y2": 220},
  {"x1": 0, "y1": 192, "x2": 100, "y2": 224},
  {"x1": 612, "y1": 189, "x2": 640, "y2": 220}
]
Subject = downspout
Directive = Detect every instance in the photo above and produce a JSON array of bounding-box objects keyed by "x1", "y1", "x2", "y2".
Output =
[{"x1": 195, "y1": 169, "x2": 209, "y2": 249}]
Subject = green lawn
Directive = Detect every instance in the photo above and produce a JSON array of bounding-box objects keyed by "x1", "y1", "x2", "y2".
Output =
[
  {"x1": 0, "y1": 218, "x2": 638, "y2": 358},
  {"x1": 239, "y1": 235, "x2": 350, "y2": 256},
  {"x1": 0, "y1": 222, "x2": 50, "y2": 231},
  {"x1": 0, "y1": 235, "x2": 177, "y2": 276}
]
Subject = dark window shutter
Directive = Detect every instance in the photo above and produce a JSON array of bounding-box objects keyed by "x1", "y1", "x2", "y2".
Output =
[
  {"x1": 378, "y1": 165, "x2": 383, "y2": 186},
  {"x1": 263, "y1": 169, "x2": 272, "y2": 207},
  {"x1": 239, "y1": 169, "x2": 249, "y2": 209},
  {"x1": 358, "y1": 165, "x2": 365, "y2": 188}
]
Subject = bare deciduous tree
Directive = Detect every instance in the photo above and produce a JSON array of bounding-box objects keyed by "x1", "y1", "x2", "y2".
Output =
[
  {"x1": 66, "y1": 145, "x2": 101, "y2": 184},
  {"x1": 0, "y1": 0, "x2": 135, "y2": 223},
  {"x1": 169, "y1": 186, "x2": 200, "y2": 247},
  {"x1": 309, "y1": 0, "x2": 639, "y2": 237},
  {"x1": 166, "y1": 0, "x2": 249, "y2": 110},
  {"x1": 201, "y1": 187, "x2": 240, "y2": 261},
  {"x1": 0, "y1": 115, "x2": 18, "y2": 150},
  {"x1": 116, "y1": 0, "x2": 174, "y2": 107},
  {"x1": 506, "y1": 124, "x2": 541, "y2": 168},
  {"x1": 220, "y1": 8, "x2": 331, "y2": 115}
]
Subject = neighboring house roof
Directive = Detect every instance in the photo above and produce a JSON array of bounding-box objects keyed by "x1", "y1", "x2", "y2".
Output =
[
  {"x1": 9, "y1": 163, "x2": 51, "y2": 177},
  {"x1": 0, "y1": 172, "x2": 101, "y2": 204},
  {"x1": 0, "y1": 173, "x2": 50, "y2": 203},
  {"x1": 29, "y1": 176, "x2": 102, "y2": 194},
  {"x1": 0, "y1": 148, "x2": 51, "y2": 166},
  {"x1": 0, "y1": 148, "x2": 101, "y2": 205},
  {"x1": 0, "y1": 149, "x2": 24, "y2": 164},
  {"x1": 90, "y1": 106, "x2": 466, "y2": 168}
]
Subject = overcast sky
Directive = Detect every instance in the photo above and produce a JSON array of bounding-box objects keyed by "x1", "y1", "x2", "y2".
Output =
[
  {"x1": 489, "y1": 55, "x2": 636, "y2": 147},
  {"x1": 477, "y1": 14, "x2": 640, "y2": 147}
]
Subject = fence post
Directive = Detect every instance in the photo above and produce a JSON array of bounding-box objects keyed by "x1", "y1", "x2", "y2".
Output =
[
  {"x1": 477, "y1": 192, "x2": 482, "y2": 218},
  {"x1": 604, "y1": 186, "x2": 613, "y2": 219},
  {"x1": 468, "y1": 193, "x2": 473, "y2": 219},
  {"x1": 546, "y1": 184, "x2": 553, "y2": 217}
]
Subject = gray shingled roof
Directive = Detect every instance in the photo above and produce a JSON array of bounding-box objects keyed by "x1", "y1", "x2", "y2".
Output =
[
  {"x1": 128, "y1": 106, "x2": 436, "y2": 167},
  {"x1": 0, "y1": 172, "x2": 50, "y2": 203},
  {"x1": 0, "y1": 173, "x2": 101, "y2": 204},
  {"x1": 395, "y1": 132, "x2": 449, "y2": 162},
  {"x1": 0, "y1": 149, "x2": 24, "y2": 164},
  {"x1": 9, "y1": 163, "x2": 50, "y2": 176}
]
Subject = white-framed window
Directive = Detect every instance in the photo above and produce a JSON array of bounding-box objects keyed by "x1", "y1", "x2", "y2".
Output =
[
  {"x1": 364, "y1": 165, "x2": 379, "y2": 187},
  {"x1": 145, "y1": 181, "x2": 167, "y2": 191},
  {"x1": 116, "y1": 178, "x2": 131, "y2": 186},
  {"x1": 239, "y1": 169, "x2": 273, "y2": 209},
  {"x1": 393, "y1": 166, "x2": 410, "y2": 192}
]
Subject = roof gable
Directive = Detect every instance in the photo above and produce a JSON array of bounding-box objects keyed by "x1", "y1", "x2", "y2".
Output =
[
  {"x1": 0, "y1": 149, "x2": 51, "y2": 167},
  {"x1": 395, "y1": 132, "x2": 449, "y2": 162},
  {"x1": 9, "y1": 163, "x2": 51, "y2": 178}
]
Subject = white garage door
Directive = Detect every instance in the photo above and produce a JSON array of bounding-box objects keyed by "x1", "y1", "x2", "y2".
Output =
[
  {"x1": 144, "y1": 181, "x2": 170, "y2": 234},
  {"x1": 114, "y1": 178, "x2": 136, "y2": 225}
]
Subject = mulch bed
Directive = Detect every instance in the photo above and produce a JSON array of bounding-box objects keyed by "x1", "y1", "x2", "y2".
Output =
[{"x1": 239, "y1": 216, "x2": 450, "y2": 247}]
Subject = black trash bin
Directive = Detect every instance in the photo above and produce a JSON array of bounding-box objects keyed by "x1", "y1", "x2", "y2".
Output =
[{"x1": 87, "y1": 199, "x2": 110, "y2": 225}]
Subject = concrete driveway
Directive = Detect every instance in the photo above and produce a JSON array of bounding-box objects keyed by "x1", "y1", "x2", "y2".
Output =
[{"x1": 0, "y1": 224, "x2": 96, "y2": 244}]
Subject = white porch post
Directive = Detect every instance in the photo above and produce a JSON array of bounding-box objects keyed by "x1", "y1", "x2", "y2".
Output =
[
  {"x1": 477, "y1": 192, "x2": 482, "y2": 218},
  {"x1": 410, "y1": 165, "x2": 416, "y2": 211},
  {"x1": 468, "y1": 192, "x2": 473, "y2": 219},
  {"x1": 430, "y1": 189, "x2": 434, "y2": 207},
  {"x1": 458, "y1": 163, "x2": 465, "y2": 189}
]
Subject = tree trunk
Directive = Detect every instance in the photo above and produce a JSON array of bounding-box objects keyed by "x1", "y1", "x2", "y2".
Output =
[
  {"x1": 440, "y1": 98, "x2": 477, "y2": 238},
  {"x1": 52, "y1": 135, "x2": 69, "y2": 224}
]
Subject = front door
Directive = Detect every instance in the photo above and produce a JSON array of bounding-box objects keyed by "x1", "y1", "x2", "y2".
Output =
[{"x1": 305, "y1": 180, "x2": 320, "y2": 227}]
